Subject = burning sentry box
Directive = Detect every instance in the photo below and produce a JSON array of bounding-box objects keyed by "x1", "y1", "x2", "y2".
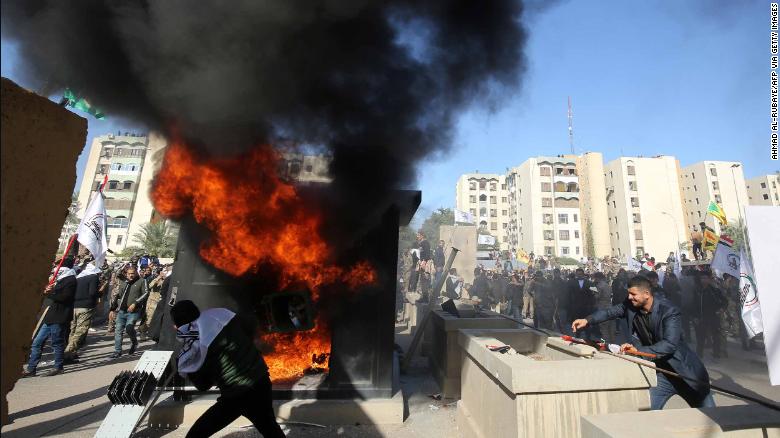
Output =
[{"x1": 259, "y1": 290, "x2": 315, "y2": 333}]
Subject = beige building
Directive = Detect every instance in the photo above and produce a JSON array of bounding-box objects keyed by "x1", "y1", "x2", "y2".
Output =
[
  {"x1": 279, "y1": 152, "x2": 331, "y2": 183},
  {"x1": 603, "y1": 156, "x2": 687, "y2": 259},
  {"x1": 76, "y1": 132, "x2": 168, "y2": 254},
  {"x1": 506, "y1": 157, "x2": 584, "y2": 258},
  {"x1": 576, "y1": 152, "x2": 612, "y2": 258},
  {"x1": 746, "y1": 174, "x2": 780, "y2": 206},
  {"x1": 680, "y1": 161, "x2": 749, "y2": 232},
  {"x1": 455, "y1": 173, "x2": 510, "y2": 250}
]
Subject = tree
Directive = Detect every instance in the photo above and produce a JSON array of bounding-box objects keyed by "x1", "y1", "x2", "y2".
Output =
[
  {"x1": 419, "y1": 208, "x2": 455, "y2": 244},
  {"x1": 721, "y1": 219, "x2": 747, "y2": 252},
  {"x1": 131, "y1": 221, "x2": 178, "y2": 257},
  {"x1": 57, "y1": 193, "x2": 81, "y2": 254}
]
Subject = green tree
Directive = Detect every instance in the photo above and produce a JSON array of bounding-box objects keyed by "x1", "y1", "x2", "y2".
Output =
[
  {"x1": 419, "y1": 208, "x2": 454, "y2": 244},
  {"x1": 721, "y1": 219, "x2": 748, "y2": 252},
  {"x1": 398, "y1": 225, "x2": 417, "y2": 257},
  {"x1": 131, "y1": 221, "x2": 178, "y2": 257}
]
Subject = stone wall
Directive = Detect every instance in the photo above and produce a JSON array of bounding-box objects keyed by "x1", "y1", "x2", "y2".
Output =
[{"x1": 0, "y1": 78, "x2": 87, "y2": 425}]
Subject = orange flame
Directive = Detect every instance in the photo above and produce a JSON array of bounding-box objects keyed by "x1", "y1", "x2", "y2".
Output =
[{"x1": 152, "y1": 139, "x2": 376, "y2": 381}]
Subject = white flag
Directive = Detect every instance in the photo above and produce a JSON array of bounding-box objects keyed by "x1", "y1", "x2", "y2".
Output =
[
  {"x1": 627, "y1": 256, "x2": 643, "y2": 271},
  {"x1": 454, "y1": 208, "x2": 475, "y2": 224},
  {"x1": 76, "y1": 192, "x2": 108, "y2": 267},
  {"x1": 477, "y1": 234, "x2": 496, "y2": 245},
  {"x1": 711, "y1": 242, "x2": 740, "y2": 279},
  {"x1": 739, "y1": 250, "x2": 763, "y2": 339},
  {"x1": 673, "y1": 252, "x2": 682, "y2": 277}
]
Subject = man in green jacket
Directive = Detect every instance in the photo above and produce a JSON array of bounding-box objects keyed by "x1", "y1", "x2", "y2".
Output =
[
  {"x1": 110, "y1": 266, "x2": 145, "y2": 358},
  {"x1": 171, "y1": 300, "x2": 285, "y2": 438}
]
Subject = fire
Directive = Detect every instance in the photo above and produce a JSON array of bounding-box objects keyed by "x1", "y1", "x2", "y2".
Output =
[{"x1": 152, "y1": 138, "x2": 376, "y2": 381}]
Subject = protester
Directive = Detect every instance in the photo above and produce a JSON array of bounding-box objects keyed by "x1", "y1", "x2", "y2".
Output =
[
  {"x1": 445, "y1": 268, "x2": 463, "y2": 300},
  {"x1": 508, "y1": 273, "x2": 524, "y2": 321},
  {"x1": 593, "y1": 272, "x2": 614, "y2": 341},
  {"x1": 691, "y1": 227, "x2": 703, "y2": 261},
  {"x1": 568, "y1": 268, "x2": 599, "y2": 339},
  {"x1": 521, "y1": 270, "x2": 536, "y2": 321},
  {"x1": 572, "y1": 276, "x2": 715, "y2": 410},
  {"x1": 433, "y1": 240, "x2": 446, "y2": 286},
  {"x1": 110, "y1": 266, "x2": 145, "y2": 358},
  {"x1": 24, "y1": 257, "x2": 77, "y2": 377},
  {"x1": 551, "y1": 269, "x2": 571, "y2": 334},
  {"x1": 532, "y1": 271, "x2": 555, "y2": 330},
  {"x1": 695, "y1": 272, "x2": 728, "y2": 360},
  {"x1": 63, "y1": 262, "x2": 102, "y2": 364},
  {"x1": 171, "y1": 301, "x2": 286, "y2": 438}
]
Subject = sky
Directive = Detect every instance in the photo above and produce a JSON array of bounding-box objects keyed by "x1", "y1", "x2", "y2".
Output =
[{"x1": 2, "y1": 1, "x2": 775, "y2": 227}]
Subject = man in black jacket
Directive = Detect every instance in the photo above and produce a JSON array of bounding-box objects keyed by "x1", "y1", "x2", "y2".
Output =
[
  {"x1": 24, "y1": 257, "x2": 77, "y2": 377},
  {"x1": 64, "y1": 262, "x2": 102, "y2": 363},
  {"x1": 171, "y1": 301, "x2": 285, "y2": 438},
  {"x1": 572, "y1": 276, "x2": 715, "y2": 410},
  {"x1": 568, "y1": 268, "x2": 600, "y2": 339},
  {"x1": 110, "y1": 266, "x2": 146, "y2": 358}
]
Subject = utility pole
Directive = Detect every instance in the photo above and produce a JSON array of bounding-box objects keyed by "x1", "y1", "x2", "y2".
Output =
[{"x1": 568, "y1": 96, "x2": 575, "y2": 154}]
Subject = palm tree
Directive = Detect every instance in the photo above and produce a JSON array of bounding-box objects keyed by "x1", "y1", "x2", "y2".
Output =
[{"x1": 131, "y1": 221, "x2": 178, "y2": 257}]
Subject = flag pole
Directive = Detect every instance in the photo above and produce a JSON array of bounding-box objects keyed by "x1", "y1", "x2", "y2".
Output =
[{"x1": 49, "y1": 234, "x2": 78, "y2": 286}]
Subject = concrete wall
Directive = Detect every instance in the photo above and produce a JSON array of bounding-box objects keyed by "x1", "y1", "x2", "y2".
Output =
[
  {"x1": 1, "y1": 78, "x2": 87, "y2": 425},
  {"x1": 440, "y1": 225, "x2": 478, "y2": 285}
]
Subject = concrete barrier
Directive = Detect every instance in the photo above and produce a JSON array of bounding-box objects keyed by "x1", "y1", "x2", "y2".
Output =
[{"x1": 457, "y1": 329, "x2": 655, "y2": 438}]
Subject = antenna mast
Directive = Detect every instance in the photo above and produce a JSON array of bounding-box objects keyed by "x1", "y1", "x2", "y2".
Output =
[{"x1": 567, "y1": 96, "x2": 574, "y2": 154}]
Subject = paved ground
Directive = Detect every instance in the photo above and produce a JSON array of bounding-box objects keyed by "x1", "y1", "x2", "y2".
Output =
[{"x1": 2, "y1": 320, "x2": 778, "y2": 437}]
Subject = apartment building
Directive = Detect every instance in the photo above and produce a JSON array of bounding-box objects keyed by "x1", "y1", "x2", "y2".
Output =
[
  {"x1": 680, "y1": 161, "x2": 749, "y2": 231},
  {"x1": 746, "y1": 174, "x2": 780, "y2": 206},
  {"x1": 603, "y1": 156, "x2": 687, "y2": 259},
  {"x1": 75, "y1": 132, "x2": 168, "y2": 253},
  {"x1": 455, "y1": 173, "x2": 510, "y2": 250},
  {"x1": 506, "y1": 157, "x2": 583, "y2": 258},
  {"x1": 575, "y1": 152, "x2": 612, "y2": 258}
]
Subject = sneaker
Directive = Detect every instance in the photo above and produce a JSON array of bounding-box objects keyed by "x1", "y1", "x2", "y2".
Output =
[
  {"x1": 110, "y1": 352, "x2": 122, "y2": 359},
  {"x1": 129, "y1": 342, "x2": 138, "y2": 355},
  {"x1": 21, "y1": 369, "x2": 36, "y2": 378},
  {"x1": 44, "y1": 368, "x2": 63, "y2": 377}
]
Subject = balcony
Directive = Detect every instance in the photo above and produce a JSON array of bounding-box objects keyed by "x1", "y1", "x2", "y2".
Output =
[{"x1": 105, "y1": 199, "x2": 135, "y2": 210}]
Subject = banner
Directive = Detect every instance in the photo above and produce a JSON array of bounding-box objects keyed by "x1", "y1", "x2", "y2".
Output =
[
  {"x1": 702, "y1": 226, "x2": 719, "y2": 251},
  {"x1": 76, "y1": 192, "x2": 108, "y2": 267},
  {"x1": 517, "y1": 249, "x2": 530, "y2": 264},
  {"x1": 711, "y1": 242, "x2": 740, "y2": 279},
  {"x1": 454, "y1": 208, "x2": 475, "y2": 224},
  {"x1": 739, "y1": 249, "x2": 763, "y2": 339},
  {"x1": 477, "y1": 234, "x2": 496, "y2": 246},
  {"x1": 63, "y1": 88, "x2": 105, "y2": 120},
  {"x1": 706, "y1": 200, "x2": 727, "y2": 225},
  {"x1": 627, "y1": 256, "x2": 643, "y2": 271}
]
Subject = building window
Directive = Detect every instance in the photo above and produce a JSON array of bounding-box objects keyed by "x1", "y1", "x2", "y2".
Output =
[
  {"x1": 470, "y1": 208, "x2": 476, "y2": 215},
  {"x1": 114, "y1": 148, "x2": 124, "y2": 157},
  {"x1": 479, "y1": 181, "x2": 486, "y2": 190},
  {"x1": 545, "y1": 246, "x2": 554, "y2": 255},
  {"x1": 628, "y1": 181, "x2": 638, "y2": 191},
  {"x1": 694, "y1": 185, "x2": 698, "y2": 192},
  {"x1": 561, "y1": 247, "x2": 570, "y2": 255},
  {"x1": 503, "y1": 223, "x2": 508, "y2": 229},
  {"x1": 692, "y1": 172, "x2": 695, "y2": 179},
  {"x1": 501, "y1": 197, "x2": 507, "y2": 203},
  {"x1": 714, "y1": 194, "x2": 722, "y2": 203},
  {"x1": 555, "y1": 167, "x2": 564, "y2": 175},
  {"x1": 574, "y1": 230, "x2": 580, "y2": 239},
  {"x1": 698, "y1": 211, "x2": 702, "y2": 217},
  {"x1": 631, "y1": 197, "x2": 639, "y2": 207},
  {"x1": 490, "y1": 209, "x2": 497, "y2": 217},
  {"x1": 576, "y1": 246, "x2": 580, "y2": 255},
  {"x1": 479, "y1": 194, "x2": 487, "y2": 202},
  {"x1": 613, "y1": 201, "x2": 616, "y2": 208},
  {"x1": 633, "y1": 213, "x2": 641, "y2": 223},
  {"x1": 490, "y1": 196, "x2": 497, "y2": 204},
  {"x1": 695, "y1": 198, "x2": 699, "y2": 205},
  {"x1": 764, "y1": 194, "x2": 770, "y2": 200},
  {"x1": 761, "y1": 182, "x2": 767, "y2": 189},
  {"x1": 541, "y1": 182, "x2": 552, "y2": 192},
  {"x1": 116, "y1": 235, "x2": 123, "y2": 245},
  {"x1": 636, "y1": 246, "x2": 644, "y2": 255},
  {"x1": 111, "y1": 163, "x2": 122, "y2": 171},
  {"x1": 489, "y1": 183, "x2": 496, "y2": 191},
  {"x1": 542, "y1": 197, "x2": 552, "y2": 207},
  {"x1": 573, "y1": 213, "x2": 578, "y2": 222},
  {"x1": 559, "y1": 230, "x2": 570, "y2": 240},
  {"x1": 108, "y1": 180, "x2": 118, "y2": 190},
  {"x1": 567, "y1": 168, "x2": 576, "y2": 176},
  {"x1": 123, "y1": 181, "x2": 132, "y2": 190},
  {"x1": 479, "y1": 207, "x2": 487, "y2": 216},
  {"x1": 712, "y1": 181, "x2": 719, "y2": 191},
  {"x1": 470, "y1": 195, "x2": 476, "y2": 203},
  {"x1": 502, "y1": 210, "x2": 507, "y2": 215},
  {"x1": 501, "y1": 184, "x2": 507, "y2": 190},
  {"x1": 543, "y1": 213, "x2": 553, "y2": 224},
  {"x1": 470, "y1": 182, "x2": 477, "y2": 190},
  {"x1": 99, "y1": 164, "x2": 110, "y2": 174},
  {"x1": 503, "y1": 236, "x2": 508, "y2": 242},
  {"x1": 635, "y1": 230, "x2": 643, "y2": 240},
  {"x1": 710, "y1": 167, "x2": 718, "y2": 176},
  {"x1": 540, "y1": 166, "x2": 551, "y2": 176},
  {"x1": 544, "y1": 230, "x2": 554, "y2": 240},
  {"x1": 558, "y1": 213, "x2": 568, "y2": 224},
  {"x1": 490, "y1": 222, "x2": 498, "y2": 231},
  {"x1": 627, "y1": 165, "x2": 635, "y2": 175}
]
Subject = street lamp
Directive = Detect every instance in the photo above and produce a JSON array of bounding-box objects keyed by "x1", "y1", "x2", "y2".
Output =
[{"x1": 661, "y1": 211, "x2": 682, "y2": 262}]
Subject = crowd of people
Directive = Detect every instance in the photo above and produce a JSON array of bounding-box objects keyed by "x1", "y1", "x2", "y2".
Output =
[
  {"x1": 22, "y1": 250, "x2": 173, "y2": 377},
  {"x1": 400, "y1": 236, "x2": 756, "y2": 361}
]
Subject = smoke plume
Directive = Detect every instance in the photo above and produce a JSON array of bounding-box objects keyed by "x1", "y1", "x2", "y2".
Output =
[{"x1": 3, "y1": 0, "x2": 528, "y2": 231}]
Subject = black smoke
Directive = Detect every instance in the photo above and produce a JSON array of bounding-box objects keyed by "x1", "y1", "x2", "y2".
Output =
[{"x1": 2, "y1": 0, "x2": 529, "y2": 239}]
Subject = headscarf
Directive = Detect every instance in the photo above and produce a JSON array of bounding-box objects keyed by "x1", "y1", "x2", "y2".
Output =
[{"x1": 176, "y1": 308, "x2": 236, "y2": 375}]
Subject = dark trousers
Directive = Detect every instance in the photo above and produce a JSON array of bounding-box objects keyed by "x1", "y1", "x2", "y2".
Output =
[
  {"x1": 695, "y1": 316, "x2": 721, "y2": 357},
  {"x1": 187, "y1": 380, "x2": 285, "y2": 438}
]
